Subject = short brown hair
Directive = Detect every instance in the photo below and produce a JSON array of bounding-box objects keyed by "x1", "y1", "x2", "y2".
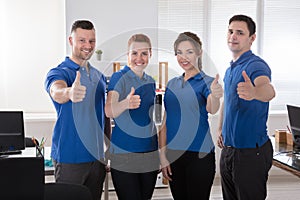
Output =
[
  {"x1": 71, "y1": 20, "x2": 94, "y2": 34},
  {"x1": 127, "y1": 33, "x2": 152, "y2": 52}
]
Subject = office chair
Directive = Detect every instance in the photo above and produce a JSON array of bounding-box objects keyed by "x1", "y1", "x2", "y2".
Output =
[{"x1": 44, "y1": 183, "x2": 93, "y2": 200}]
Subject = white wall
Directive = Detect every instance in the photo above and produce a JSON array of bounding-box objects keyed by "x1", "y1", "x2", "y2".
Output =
[
  {"x1": 0, "y1": 0, "x2": 159, "y2": 143},
  {"x1": 0, "y1": 0, "x2": 158, "y2": 113},
  {"x1": 0, "y1": 0, "x2": 66, "y2": 113},
  {"x1": 65, "y1": 0, "x2": 159, "y2": 76}
]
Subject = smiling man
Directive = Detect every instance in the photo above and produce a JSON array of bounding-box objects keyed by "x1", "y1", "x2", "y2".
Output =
[
  {"x1": 217, "y1": 15, "x2": 276, "y2": 200},
  {"x1": 45, "y1": 20, "x2": 108, "y2": 200}
]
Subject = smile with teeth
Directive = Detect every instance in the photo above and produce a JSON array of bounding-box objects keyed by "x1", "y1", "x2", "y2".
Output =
[{"x1": 82, "y1": 49, "x2": 90, "y2": 53}]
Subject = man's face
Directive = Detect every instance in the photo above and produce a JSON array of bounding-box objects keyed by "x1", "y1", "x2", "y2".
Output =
[
  {"x1": 69, "y1": 28, "x2": 96, "y2": 63},
  {"x1": 227, "y1": 21, "x2": 256, "y2": 59}
]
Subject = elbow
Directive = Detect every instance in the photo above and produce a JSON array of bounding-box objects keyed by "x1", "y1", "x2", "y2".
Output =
[{"x1": 266, "y1": 87, "x2": 276, "y2": 102}]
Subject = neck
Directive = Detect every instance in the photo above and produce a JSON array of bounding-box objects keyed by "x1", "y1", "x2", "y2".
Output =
[
  {"x1": 70, "y1": 56, "x2": 89, "y2": 69},
  {"x1": 129, "y1": 66, "x2": 144, "y2": 78}
]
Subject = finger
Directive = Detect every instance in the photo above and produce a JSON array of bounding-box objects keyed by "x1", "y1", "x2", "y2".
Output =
[
  {"x1": 166, "y1": 166, "x2": 173, "y2": 181},
  {"x1": 212, "y1": 74, "x2": 220, "y2": 85},
  {"x1": 162, "y1": 167, "x2": 172, "y2": 181},
  {"x1": 167, "y1": 165, "x2": 172, "y2": 175},
  {"x1": 74, "y1": 71, "x2": 81, "y2": 86},
  {"x1": 129, "y1": 87, "x2": 135, "y2": 96},
  {"x1": 242, "y1": 71, "x2": 251, "y2": 82}
]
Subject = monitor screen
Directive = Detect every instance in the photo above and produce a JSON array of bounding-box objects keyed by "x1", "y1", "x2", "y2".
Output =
[
  {"x1": 287, "y1": 104, "x2": 300, "y2": 148},
  {"x1": 0, "y1": 111, "x2": 25, "y2": 154}
]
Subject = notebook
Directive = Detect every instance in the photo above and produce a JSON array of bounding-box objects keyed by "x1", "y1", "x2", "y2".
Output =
[
  {"x1": 287, "y1": 104, "x2": 300, "y2": 149},
  {"x1": 0, "y1": 156, "x2": 44, "y2": 200}
]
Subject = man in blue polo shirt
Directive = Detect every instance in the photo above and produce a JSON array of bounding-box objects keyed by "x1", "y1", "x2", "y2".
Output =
[
  {"x1": 44, "y1": 20, "x2": 108, "y2": 200},
  {"x1": 217, "y1": 15, "x2": 276, "y2": 200}
]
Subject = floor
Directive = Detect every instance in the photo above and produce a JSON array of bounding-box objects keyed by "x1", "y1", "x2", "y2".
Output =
[{"x1": 100, "y1": 166, "x2": 300, "y2": 200}]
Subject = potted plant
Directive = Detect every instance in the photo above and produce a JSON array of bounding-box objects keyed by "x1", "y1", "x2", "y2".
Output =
[{"x1": 95, "y1": 49, "x2": 103, "y2": 61}]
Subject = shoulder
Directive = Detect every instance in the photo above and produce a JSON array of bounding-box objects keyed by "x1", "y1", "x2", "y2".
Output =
[
  {"x1": 246, "y1": 55, "x2": 271, "y2": 80},
  {"x1": 144, "y1": 73, "x2": 156, "y2": 83},
  {"x1": 168, "y1": 76, "x2": 181, "y2": 84},
  {"x1": 110, "y1": 70, "x2": 124, "y2": 81}
]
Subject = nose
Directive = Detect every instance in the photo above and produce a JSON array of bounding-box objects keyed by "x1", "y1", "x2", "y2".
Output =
[
  {"x1": 230, "y1": 32, "x2": 237, "y2": 40},
  {"x1": 136, "y1": 53, "x2": 144, "y2": 60},
  {"x1": 178, "y1": 52, "x2": 188, "y2": 60}
]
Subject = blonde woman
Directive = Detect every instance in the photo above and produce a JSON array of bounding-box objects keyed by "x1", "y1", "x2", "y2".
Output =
[{"x1": 105, "y1": 34, "x2": 159, "y2": 200}]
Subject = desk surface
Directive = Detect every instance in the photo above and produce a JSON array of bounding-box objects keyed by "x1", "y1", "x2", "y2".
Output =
[
  {"x1": 271, "y1": 137, "x2": 300, "y2": 177},
  {"x1": 7, "y1": 147, "x2": 54, "y2": 176}
]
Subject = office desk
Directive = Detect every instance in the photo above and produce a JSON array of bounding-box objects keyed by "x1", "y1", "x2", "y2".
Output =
[
  {"x1": 271, "y1": 137, "x2": 300, "y2": 177},
  {"x1": 8, "y1": 147, "x2": 54, "y2": 176}
]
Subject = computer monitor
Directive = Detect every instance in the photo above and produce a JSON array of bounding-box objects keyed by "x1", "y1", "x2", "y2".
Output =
[
  {"x1": 0, "y1": 111, "x2": 25, "y2": 155},
  {"x1": 287, "y1": 104, "x2": 300, "y2": 149}
]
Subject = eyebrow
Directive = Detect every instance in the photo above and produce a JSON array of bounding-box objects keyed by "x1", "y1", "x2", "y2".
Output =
[
  {"x1": 228, "y1": 29, "x2": 244, "y2": 33},
  {"x1": 177, "y1": 48, "x2": 194, "y2": 51}
]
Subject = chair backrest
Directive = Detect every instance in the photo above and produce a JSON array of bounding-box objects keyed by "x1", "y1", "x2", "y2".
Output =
[
  {"x1": 0, "y1": 156, "x2": 44, "y2": 200},
  {"x1": 44, "y1": 183, "x2": 93, "y2": 200}
]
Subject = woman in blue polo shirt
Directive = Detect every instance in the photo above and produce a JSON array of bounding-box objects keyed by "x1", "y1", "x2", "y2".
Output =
[
  {"x1": 159, "y1": 32, "x2": 223, "y2": 200},
  {"x1": 105, "y1": 33, "x2": 159, "y2": 200}
]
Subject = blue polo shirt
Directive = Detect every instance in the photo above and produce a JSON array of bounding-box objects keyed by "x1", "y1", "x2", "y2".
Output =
[
  {"x1": 222, "y1": 50, "x2": 271, "y2": 148},
  {"x1": 107, "y1": 65, "x2": 158, "y2": 154},
  {"x1": 164, "y1": 71, "x2": 215, "y2": 153},
  {"x1": 45, "y1": 57, "x2": 106, "y2": 163}
]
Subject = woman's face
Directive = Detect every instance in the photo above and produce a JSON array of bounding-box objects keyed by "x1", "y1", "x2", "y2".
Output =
[
  {"x1": 127, "y1": 42, "x2": 151, "y2": 73},
  {"x1": 176, "y1": 40, "x2": 201, "y2": 72}
]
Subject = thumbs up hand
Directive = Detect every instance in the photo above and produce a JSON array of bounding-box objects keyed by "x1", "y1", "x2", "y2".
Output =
[
  {"x1": 69, "y1": 71, "x2": 86, "y2": 103},
  {"x1": 126, "y1": 87, "x2": 141, "y2": 109},
  {"x1": 210, "y1": 74, "x2": 223, "y2": 99},
  {"x1": 237, "y1": 71, "x2": 255, "y2": 100}
]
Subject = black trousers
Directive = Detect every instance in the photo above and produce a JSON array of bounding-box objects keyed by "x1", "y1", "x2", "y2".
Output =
[
  {"x1": 167, "y1": 150, "x2": 216, "y2": 200},
  {"x1": 220, "y1": 139, "x2": 273, "y2": 200},
  {"x1": 110, "y1": 152, "x2": 160, "y2": 200},
  {"x1": 111, "y1": 168, "x2": 158, "y2": 200},
  {"x1": 53, "y1": 160, "x2": 106, "y2": 200}
]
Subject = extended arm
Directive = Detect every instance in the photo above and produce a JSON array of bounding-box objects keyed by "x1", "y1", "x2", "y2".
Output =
[
  {"x1": 237, "y1": 71, "x2": 275, "y2": 102},
  {"x1": 105, "y1": 87, "x2": 141, "y2": 118},
  {"x1": 50, "y1": 71, "x2": 86, "y2": 104},
  {"x1": 207, "y1": 74, "x2": 223, "y2": 114}
]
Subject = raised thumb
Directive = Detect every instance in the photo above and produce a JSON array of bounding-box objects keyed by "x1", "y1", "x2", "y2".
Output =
[
  {"x1": 129, "y1": 87, "x2": 135, "y2": 96},
  {"x1": 74, "y1": 71, "x2": 81, "y2": 85}
]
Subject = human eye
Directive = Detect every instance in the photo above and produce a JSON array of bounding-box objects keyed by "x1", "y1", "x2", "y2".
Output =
[
  {"x1": 142, "y1": 51, "x2": 148, "y2": 56},
  {"x1": 176, "y1": 50, "x2": 182, "y2": 55},
  {"x1": 131, "y1": 51, "x2": 138, "y2": 56},
  {"x1": 187, "y1": 50, "x2": 194, "y2": 54},
  {"x1": 237, "y1": 31, "x2": 244, "y2": 35},
  {"x1": 228, "y1": 29, "x2": 233, "y2": 35},
  {"x1": 89, "y1": 39, "x2": 96, "y2": 45}
]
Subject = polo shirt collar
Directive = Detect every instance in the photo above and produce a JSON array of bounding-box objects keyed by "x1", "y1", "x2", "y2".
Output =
[
  {"x1": 123, "y1": 65, "x2": 148, "y2": 81},
  {"x1": 230, "y1": 50, "x2": 253, "y2": 66},
  {"x1": 180, "y1": 71, "x2": 206, "y2": 81},
  {"x1": 64, "y1": 56, "x2": 81, "y2": 70}
]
